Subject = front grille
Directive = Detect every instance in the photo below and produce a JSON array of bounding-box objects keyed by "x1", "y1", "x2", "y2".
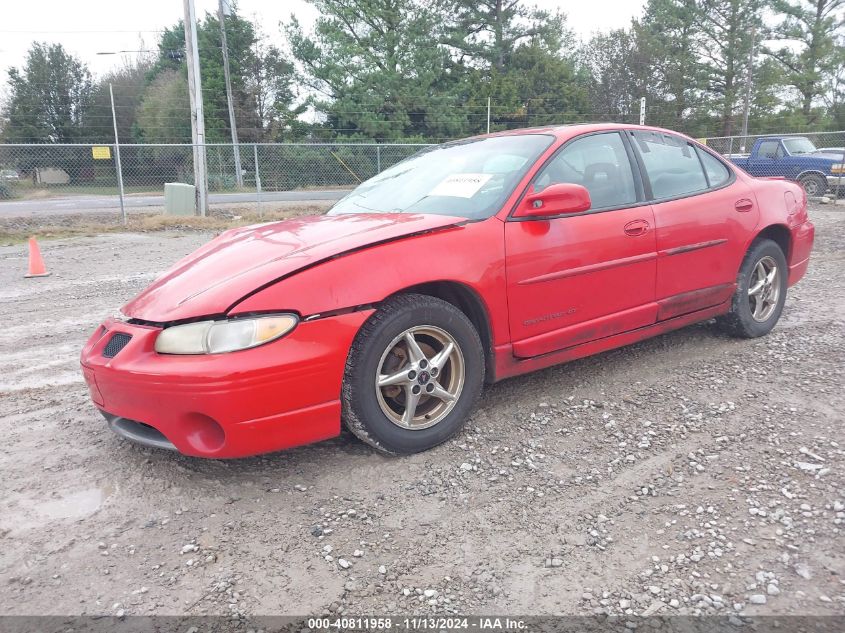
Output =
[{"x1": 103, "y1": 332, "x2": 132, "y2": 358}]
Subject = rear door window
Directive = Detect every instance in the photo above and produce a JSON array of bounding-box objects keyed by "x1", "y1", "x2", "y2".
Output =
[{"x1": 632, "y1": 131, "x2": 708, "y2": 200}]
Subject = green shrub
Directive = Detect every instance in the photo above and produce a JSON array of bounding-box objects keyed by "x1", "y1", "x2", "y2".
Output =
[
  {"x1": 0, "y1": 179, "x2": 16, "y2": 199},
  {"x1": 208, "y1": 173, "x2": 237, "y2": 191}
]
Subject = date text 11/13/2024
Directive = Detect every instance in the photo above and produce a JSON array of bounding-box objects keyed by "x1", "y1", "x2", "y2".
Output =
[{"x1": 305, "y1": 616, "x2": 527, "y2": 630}]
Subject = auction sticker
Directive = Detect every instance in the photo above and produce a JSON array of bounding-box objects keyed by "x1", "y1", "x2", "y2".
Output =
[{"x1": 430, "y1": 173, "x2": 492, "y2": 198}]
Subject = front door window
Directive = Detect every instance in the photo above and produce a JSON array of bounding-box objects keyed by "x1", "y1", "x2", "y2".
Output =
[{"x1": 533, "y1": 132, "x2": 638, "y2": 210}]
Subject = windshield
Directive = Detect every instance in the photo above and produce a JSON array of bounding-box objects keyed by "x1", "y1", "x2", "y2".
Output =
[
  {"x1": 328, "y1": 135, "x2": 554, "y2": 220},
  {"x1": 783, "y1": 137, "x2": 817, "y2": 155}
]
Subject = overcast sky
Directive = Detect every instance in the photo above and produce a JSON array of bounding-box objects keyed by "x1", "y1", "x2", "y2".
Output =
[{"x1": 0, "y1": 0, "x2": 646, "y2": 81}]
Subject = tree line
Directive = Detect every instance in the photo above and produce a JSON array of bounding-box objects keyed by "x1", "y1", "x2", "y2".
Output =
[{"x1": 1, "y1": 0, "x2": 843, "y2": 147}]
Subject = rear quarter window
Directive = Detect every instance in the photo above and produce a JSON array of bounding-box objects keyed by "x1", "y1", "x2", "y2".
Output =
[{"x1": 696, "y1": 148, "x2": 732, "y2": 188}]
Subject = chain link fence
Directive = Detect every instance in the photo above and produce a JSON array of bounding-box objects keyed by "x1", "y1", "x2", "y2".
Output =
[
  {"x1": 701, "y1": 130, "x2": 845, "y2": 197},
  {"x1": 3, "y1": 132, "x2": 844, "y2": 214},
  {"x1": 0, "y1": 142, "x2": 432, "y2": 214}
]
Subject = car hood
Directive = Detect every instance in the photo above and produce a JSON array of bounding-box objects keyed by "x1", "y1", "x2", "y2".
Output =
[
  {"x1": 122, "y1": 213, "x2": 467, "y2": 322},
  {"x1": 810, "y1": 152, "x2": 845, "y2": 161}
]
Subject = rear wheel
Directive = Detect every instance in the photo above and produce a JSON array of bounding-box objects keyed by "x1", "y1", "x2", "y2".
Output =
[
  {"x1": 717, "y1": 239, "x2": 787, "y2": 338},
  {"x1": 798, "y1": 173, "x2": 826, "y2": 197},
  {"x1": 342, "y1": 294, "x2": 484, "y2": 454}
]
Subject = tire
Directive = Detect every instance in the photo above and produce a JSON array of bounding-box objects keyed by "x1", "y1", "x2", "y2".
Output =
[
  {"x1": 342, "y1": 293, "x2": 484, "y2": 455},
  {"x1": 717, "y1": 238, "x2": 788, "y2": 339},
  {"x1": 798, "y1": 173, "x2": 826, "y2": 197}
]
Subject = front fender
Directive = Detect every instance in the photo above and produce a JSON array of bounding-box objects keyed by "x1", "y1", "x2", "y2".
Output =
[{"x1": 227, "y1": 217, "x2": 511, "y2": 346}]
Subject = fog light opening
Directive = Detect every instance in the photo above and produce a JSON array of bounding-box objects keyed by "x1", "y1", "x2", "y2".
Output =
[{"x1": 181, "y1": 413, "x2": 226, "y2": 453}]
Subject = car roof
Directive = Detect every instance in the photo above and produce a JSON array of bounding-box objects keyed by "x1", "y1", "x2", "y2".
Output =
[{"x1": 477, "y1": 122, "x2": 697, "y2": 142}]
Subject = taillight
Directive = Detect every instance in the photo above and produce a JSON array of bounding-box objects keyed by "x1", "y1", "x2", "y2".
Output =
[
  {"x1": 799, "y1": 187, "x2": 808, "y2": 220},
  {"x1": 786, "y1": 187, "x2": 808, "y2": 224}
]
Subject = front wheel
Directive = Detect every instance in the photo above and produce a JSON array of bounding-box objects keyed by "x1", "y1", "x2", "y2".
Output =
[
  {"x1": 717, "y1": 239, "x2": 787, "y2": 338},
  {"x1": 342, "y1": 294, "x2": 484, "y2": 454}
]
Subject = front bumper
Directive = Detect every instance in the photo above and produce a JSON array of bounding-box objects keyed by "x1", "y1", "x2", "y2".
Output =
[
  {"x1": 826, "y1": 175, "x2": 844, "y2": 188},
  {"x1": 80, "y1": 311, "x2": 372, "y2": 458},
  {"x1": 103, "y1": 412, "x2": 178, "y2": 451}
]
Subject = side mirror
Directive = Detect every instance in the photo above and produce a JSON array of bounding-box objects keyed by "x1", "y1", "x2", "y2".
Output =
[{"x1": 514, "y1": 183, "x2": 591, "y2": 219}]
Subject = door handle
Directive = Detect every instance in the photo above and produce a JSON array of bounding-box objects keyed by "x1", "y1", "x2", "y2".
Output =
[
  {"x1": 624, "y1": 219, "x2": 650, "y2": 236},
  {"x1": 735, "y1": 199, "x2": 754, "y2": 212}
]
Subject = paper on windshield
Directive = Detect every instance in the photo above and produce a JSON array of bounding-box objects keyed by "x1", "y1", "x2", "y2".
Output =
[{"x1": 429, "y1": 173, "x2": 492, "y2": 198}]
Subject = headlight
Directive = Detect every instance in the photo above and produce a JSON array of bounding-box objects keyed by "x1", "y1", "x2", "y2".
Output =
[
  {"x1": 154, "y1": 314, "x2": 298, "y2": 354},
  {"x1": 831, "y1": 164, "x2": 845, "y2": 174}
]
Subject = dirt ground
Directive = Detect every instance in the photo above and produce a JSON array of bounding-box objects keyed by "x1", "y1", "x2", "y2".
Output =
[{"x1": 0, "y1": 204, "x2": 843, "y2": 618}]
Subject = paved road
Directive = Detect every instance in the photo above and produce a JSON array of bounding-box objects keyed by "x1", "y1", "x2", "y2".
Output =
[{"x1": 0, "y1": 189, "x2": 348, "y2": 217}]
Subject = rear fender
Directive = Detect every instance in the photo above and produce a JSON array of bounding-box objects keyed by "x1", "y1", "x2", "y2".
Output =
[{"x1": 745, "y1": 178, "x2": 808, "y2": 269}]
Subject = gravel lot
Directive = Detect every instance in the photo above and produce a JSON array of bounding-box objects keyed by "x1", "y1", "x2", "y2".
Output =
[{"x1": 0, "y1": 204, "x2": 843, "y2": 618}]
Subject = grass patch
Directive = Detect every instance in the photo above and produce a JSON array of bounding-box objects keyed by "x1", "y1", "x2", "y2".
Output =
[
  {"x1": 0, "y1": 205, "x2": 328, "y2": 244},
  {"x1": 11, "y1": 182, "x2": 159, "y2": 199},
  {"x1": 8, "y1": 181, "x2": 355, "y2": 200}
]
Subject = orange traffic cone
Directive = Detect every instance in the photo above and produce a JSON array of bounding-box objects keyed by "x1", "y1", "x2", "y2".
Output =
[{"x1": 24, "y1": 237, "x2": 51, "y2": 278}]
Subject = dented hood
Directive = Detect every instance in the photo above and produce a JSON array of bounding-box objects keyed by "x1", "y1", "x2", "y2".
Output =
[{"x1": 122, "y1": 213, "x2": 466, "y2": 322}]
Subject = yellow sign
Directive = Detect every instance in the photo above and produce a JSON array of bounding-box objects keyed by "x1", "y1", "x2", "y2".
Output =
[
  {"x1": 92, "y1": 146, "x2": 112, "y2": 160},
  {"x1": 697, "y1": 138, "x2": 708, "y2": 145}
]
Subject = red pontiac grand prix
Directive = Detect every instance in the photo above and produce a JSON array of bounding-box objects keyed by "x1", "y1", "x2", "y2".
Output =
[{"x1": 80, "y1": 124, "x2": 815, "y2": 458}]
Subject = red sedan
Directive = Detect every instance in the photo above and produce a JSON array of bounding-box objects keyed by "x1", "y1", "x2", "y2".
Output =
[{"x1": 80, "y1": 124, "x2": 815, "y2": 458}]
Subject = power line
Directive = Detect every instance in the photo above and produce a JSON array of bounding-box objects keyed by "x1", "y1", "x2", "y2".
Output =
[{"x1": 0, "y1": 29, "x2": 166, "y2": 34}]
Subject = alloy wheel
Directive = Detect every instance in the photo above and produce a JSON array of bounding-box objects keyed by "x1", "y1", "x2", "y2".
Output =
[
  {"x1": 747, "y1": 255, "x2": 780, "y2": 322},
  {"x1": 375, "y1": 325, "x2": 465, "y2": 430}
]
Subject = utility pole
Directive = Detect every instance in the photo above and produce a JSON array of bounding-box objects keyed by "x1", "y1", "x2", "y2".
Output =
[
  {"x1": 740, "y1": 25, "x2": 756, "y2": 152},
  {"x1": 218, "y1": 0, "x2": 243, "y2": 187},
  {"x1": 639, "y1": 97, "x2": 646, "y2": 126},
  {"x1": 109, "y1": 84, "x2": 127, "y2": 226},
  {"x1": 486, "y1": 97, "x2": 491, "y2": 134},
  {"x1": 184, "y1": 0, "x2": 208, "y2": 216}
]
